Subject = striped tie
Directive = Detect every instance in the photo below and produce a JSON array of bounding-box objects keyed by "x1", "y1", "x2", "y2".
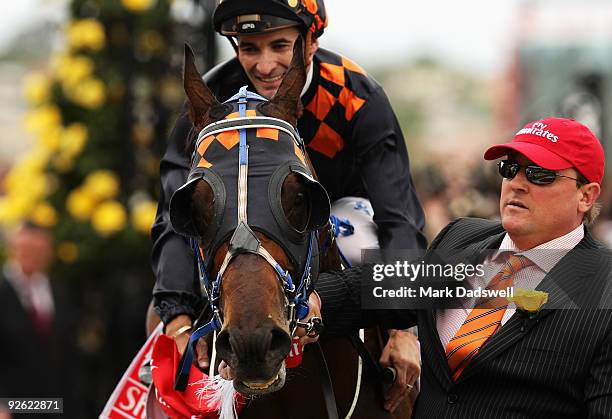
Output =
[{"x1": 445, "y1": 254, "x2": 532, "y2": 381}]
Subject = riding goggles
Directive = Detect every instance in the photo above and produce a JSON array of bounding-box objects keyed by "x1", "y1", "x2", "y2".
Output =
[{"x1": 497, "y1": 160, "x2": 584, "y2": 186}]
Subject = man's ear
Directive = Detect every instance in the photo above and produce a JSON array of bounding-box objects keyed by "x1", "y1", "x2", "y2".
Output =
[
  {"x1": 304, "y1": 31, "x2": 318, "y2": 67},
  {"x1": 578, "y1": 182, "x2": 601, "y2": 214},
  {"x1": 183, "y1": 44, "x2": 221, "y2": 128},
  {"x1": 258, "y1": 36, "x2": 306, "y2": 126}
]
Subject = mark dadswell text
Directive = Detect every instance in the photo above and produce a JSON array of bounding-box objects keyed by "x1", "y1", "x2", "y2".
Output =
[{"x1": 372, "y1": 285, "x2": 514, "y2": 299}]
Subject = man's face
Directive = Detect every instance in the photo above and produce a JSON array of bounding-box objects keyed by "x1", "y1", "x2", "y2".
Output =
[
  {"x1": 9, "y1": 228, "x2": 53, "y2": 278},
  {"x1": 499, "y1": 152, "x2": 586, "y2": 249},
  {"x1": 237, "y1": 27, "x2": 316, "y2": 99}
]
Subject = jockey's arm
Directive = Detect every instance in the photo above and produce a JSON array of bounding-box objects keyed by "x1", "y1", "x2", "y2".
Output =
[
  {"x1": 351, "y1": 85, "x2": 427, "y2": 250},
  {"x1": 151, "y1": 110, "x2": 206, "y2": 340},
  {"x1": 348, "y1": 81, "x2": 426, "y2": 412},
  {"x1": 360, "y1": 138, "x2": 427, "y2": 250}
]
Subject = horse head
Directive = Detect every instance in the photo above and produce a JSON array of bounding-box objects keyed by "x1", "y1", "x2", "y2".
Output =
[{"x1": 169, "y1": 40, "x2": 330, "y2": 395}]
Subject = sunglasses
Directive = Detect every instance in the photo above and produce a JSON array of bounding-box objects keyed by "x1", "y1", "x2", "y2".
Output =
[{"x1": 497, "y1": 160, "x2": 583, "y2": 186}]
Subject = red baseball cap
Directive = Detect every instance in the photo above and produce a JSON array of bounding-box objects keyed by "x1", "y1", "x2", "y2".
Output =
[{"x1": 484, "y1": 117, "x2": 605, "y2": 184}]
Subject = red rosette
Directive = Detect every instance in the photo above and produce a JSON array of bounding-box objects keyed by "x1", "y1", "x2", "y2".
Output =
[{"x1": 151, "y1": 334, "x2": 244, "y2": 419}]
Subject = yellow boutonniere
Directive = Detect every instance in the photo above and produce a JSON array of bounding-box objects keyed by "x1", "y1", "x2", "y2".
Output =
[{"x1": 508, "y1": 288, "x2": 549, "y2": 318}]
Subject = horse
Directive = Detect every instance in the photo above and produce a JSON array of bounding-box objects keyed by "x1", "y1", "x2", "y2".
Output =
[{"x1": 149, "y1": 39, "x2": 413, "y2": 418}]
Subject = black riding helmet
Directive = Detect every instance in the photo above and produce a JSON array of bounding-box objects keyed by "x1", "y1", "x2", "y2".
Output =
[{"x1": 213, "y1": 0, "x2": 327, "y2": 38}]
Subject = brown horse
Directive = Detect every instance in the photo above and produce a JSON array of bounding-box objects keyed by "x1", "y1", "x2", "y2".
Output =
[{"x1": 150, "y1": 40, "x2": 412, "y2": 418}]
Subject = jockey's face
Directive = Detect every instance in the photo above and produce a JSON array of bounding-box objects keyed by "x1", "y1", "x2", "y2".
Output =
[{"x1": 237, "y1": 27, "x2": 318, "y2": 99}]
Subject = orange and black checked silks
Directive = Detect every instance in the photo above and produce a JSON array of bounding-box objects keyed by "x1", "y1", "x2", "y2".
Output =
[
  {"x1": 300, "y1": 49, "x2": 369, "y2": 160},
  {"x1": 301, "y1": 0, "x2": 327, "y2": 37}
]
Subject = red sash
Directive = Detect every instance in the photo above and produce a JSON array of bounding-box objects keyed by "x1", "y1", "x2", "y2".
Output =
[
  {"x1": 101, "y1": 328, "x2": 304, "y2": 419},
  {"x1": 99, "y1": 324, "x2": 162, "y2": 419}
]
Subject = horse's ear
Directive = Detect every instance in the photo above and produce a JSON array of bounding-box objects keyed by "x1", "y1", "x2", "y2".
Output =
[
  {"x1": 183, "y1": 44, "x2": 220, "y2": 127},
  {"x1": 259, "y1": 37, "x2": 306, "y2": 126}
]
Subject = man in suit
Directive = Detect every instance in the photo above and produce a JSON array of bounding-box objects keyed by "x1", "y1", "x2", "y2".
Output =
[
  {"x1": 0, "y1": 223, "x2": 82, "y2": 418},
  {"x1": 315, "y1": 117, "x2": 612, "y2": 417}
]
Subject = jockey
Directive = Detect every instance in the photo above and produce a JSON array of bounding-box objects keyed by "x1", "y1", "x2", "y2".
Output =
[{"x1": 151, "y1": 0, "x2": 425, "y2": 412}]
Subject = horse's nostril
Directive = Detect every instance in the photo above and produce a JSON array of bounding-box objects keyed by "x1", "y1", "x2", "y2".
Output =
[
  {"x1": 269, "y1": 326, "x2": 291, "y2": 356},
  {"x1": 216, "y1": 330, "x2": 233, "y2": 358},
  {"x1": 217, "y1": 325, "x2": 291, "y2": 368}
]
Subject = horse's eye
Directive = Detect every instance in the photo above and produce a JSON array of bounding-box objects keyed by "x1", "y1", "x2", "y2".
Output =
[
  {"x1": 281, "y1": 176, "x2": 310, "y2": 232},
  {"x1": 190, "y1": 179, "x2": 215, "y2": 237}
]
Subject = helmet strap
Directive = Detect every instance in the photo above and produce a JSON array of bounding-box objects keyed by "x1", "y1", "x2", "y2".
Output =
[{"x1": 226, "y1": 36, "x2": 239, "y2": 54}]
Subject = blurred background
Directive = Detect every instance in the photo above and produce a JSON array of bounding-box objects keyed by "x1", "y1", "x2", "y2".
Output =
[{"x1": 1, "y1": 0, "x2": 612, "y2": 416}]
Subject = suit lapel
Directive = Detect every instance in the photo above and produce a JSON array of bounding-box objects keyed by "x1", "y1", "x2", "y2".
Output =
[
  {"x1": 456, "y1": 230, "x2": 601, "y2": 383},
  {"x1": 420, "y1": 309, "x2": 453, "y2": 389},
  {"x1": 535, "y1": 232, "x2": 606, "y2": 313}
]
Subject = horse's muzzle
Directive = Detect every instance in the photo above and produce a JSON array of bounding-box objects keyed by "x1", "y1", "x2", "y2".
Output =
[{"x1": 216, "y1": 321, "x2": 291, "y2": 392}]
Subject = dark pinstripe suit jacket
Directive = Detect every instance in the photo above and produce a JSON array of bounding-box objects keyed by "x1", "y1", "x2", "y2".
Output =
[{"x1": 318, "y1": 217, "x2": 612, "y2": 418}]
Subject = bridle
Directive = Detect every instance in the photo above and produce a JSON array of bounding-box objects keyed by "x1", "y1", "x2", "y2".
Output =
[{"x1": 175, "y1": 86, "x2": 322, "y2": 389}]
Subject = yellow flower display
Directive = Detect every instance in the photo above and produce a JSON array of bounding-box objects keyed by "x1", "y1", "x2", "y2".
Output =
[
  {"x1": 29, "y1": 202, "x2": 58, "y2": 228},
  {"x1": 66, "y1": 188, "x2": 96, "y2": 220},
  {"x1": 508, "y1": 289, "x2": 549, "y2": 313},
  {"x1": 29, "y1": 174, "x2": 49, "y2": 202},
  {"x1": 91, "y1": 201, "x2": 127, "y2": 236},
  {"x1": 0, "y1": 195, "x2": 33, "y2": 226},
  {"x1": 60, "y1": 123, "x2": 88, "y2": 157},
  {"x1": 4, "y1": 157, "x2": 42, "y2": 194},
  {"x1": 24, "y1": 104, "x2": 62, "y2": 136},
  {"x1": 49, "y1": 123, "x2": 88, "y2": 172},
  {"x1": 84, "y1": 170, "x2": 120, "y2": 200},
  {"x1": 23, "y1": 72, "x2": 52, "y2": 105},
  {"x1": 131, "y1": 200, "x2": 158, "y2": 234},
  {"x1": 3, "y1": 158, "x2": 49, "y2": 207},
  {"x1": 37, "y1": 126, "x2": 62, "y2": 152},
  {"x1": 66, "y1": 19, "x2": 106, "y2": 51},
  {"x1": 67, "y1": 78, "x2": 106, "y2": 109},
  {"x1": 53, "y1": 154, "x2": 75, "y2": 173},
  {"x1": 121, "y1": 0, "x2": 156, "y2": 13},
  {"x1": 55, "y1": 54, "x2": 94, "y2": 88},
  {"x1": 15, "y1": 151, "x2": 50, "y2": 174},
  {"x1": 0, "y1": 199, "x2": 10, "y2": 226},
  {"x1": 57, "y1": 241, "x2": 79, "y2": 263}
]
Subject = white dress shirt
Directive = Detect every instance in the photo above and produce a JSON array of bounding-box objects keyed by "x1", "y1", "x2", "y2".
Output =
[
  {"x1": 3, "y1": 262, "x2": 55, "y2": 320},
  {"x1": 436, "y1": 223, "x2": 585, "y2": 349}
]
